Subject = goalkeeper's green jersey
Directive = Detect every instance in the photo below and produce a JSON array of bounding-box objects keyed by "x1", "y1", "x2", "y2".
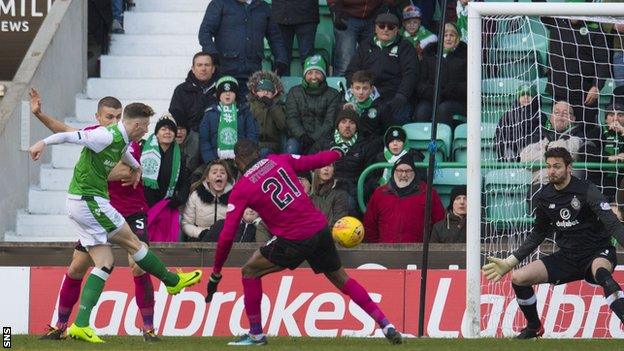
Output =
[{"x1": 68, "y1": 124, "x2": 130, "y2": 199}]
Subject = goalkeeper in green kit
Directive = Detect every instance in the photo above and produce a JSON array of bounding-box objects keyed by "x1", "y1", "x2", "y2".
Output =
[
  {"x1": 28, "y1": 103, "x2": 202, "y2": 343},
  {"x1": 482, "y1": 148, "x2": 624, "y2": 338}
]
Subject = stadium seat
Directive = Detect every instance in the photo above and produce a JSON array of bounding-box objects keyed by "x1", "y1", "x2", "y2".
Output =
[
  {"x1": 484, "y1": 168, "x2": 532, "y2": 224},
  {"x1": 452, "y1": 123, "x2": 497, "y2": 163},
  {"x1": 482, "y1": 78, "x2": 525, "y2": 105},
  {"x1": 280, "y1": 76, "x2": 301, "y2": 95},
  {"x1": 326, "y1": 76, "x2": 347, "y2": 94},
  {"x1": 433, "y1": 168, "x2": 467, "y2": 206},
  {"x1": 403, "y1": 122, "x2": 452, "y2": 162}
]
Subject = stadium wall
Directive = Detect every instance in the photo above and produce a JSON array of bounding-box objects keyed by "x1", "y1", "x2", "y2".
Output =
[
  {"x1": 2, "y1": 266, "x2": 623, "y2": 338},
  {"x1": 0, "y1": 0, "x2": 87, "y2": 238}
]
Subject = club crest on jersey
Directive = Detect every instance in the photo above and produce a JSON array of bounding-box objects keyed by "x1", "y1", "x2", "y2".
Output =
[
  {"x1": 600, "y1": 202, "x2": 612, "y2": 211},
  {"x1": 570, "y1": 196, "x2": 581, "y2": 210},
  {"x1": 226, "y1": 204, "x2": 235, "y2": 213}
]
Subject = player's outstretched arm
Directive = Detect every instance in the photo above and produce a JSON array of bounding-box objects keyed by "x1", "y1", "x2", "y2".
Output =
[
  {"x1": 28, "y1": 140, "x2": 46, "y2": 160},
  {"x1": 482, "y1": 255, "x2": 519, "y2": 282},
  {"x1": 30, "y1": 88, "x2": 77, "y2": 133},
  {"x1": 289, "y1": 149, "x2": 342, "y2": 173}
]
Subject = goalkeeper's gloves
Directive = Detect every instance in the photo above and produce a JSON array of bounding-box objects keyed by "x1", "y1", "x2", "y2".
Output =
[
  {"x1": 482, "y1": 255, "x2": 519, "y2": 282},
  {"x1": 205, "y1": 272, "x2": 222, "y2": 303}
]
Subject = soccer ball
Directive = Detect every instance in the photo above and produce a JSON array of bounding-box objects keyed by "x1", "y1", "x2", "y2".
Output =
[{"x1": 332, "y1": 216, "x2": 364, "y2": 248}]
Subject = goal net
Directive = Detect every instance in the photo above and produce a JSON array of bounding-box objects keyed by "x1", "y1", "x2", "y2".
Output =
[{"x1": 466, "y1": 3, "x2": 624, "y2": 338}]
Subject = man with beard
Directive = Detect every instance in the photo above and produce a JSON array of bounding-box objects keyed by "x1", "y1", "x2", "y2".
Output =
[
  {"x1": 483, "y1": 147, "x2": 624, "y2": 339},
  {"x1": 363, "y1": 153, "x2": 445, "y2": 243}
]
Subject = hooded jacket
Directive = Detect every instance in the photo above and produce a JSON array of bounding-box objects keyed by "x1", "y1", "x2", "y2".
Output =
[
  {"x1": 285, "y1": 80, "x2": 342, "y2": 141},
  {"x1": 247, "y1": 70, "x2": 287, "y2": 153},
  {"x1": 182, "y1": 182, "x2": 233, "y2": 239},
  {"x1": 310, "y1": 178, "x2": 351, "y2": 227},
  {"x1": 169, "y1": 70, "x2": 219, "y2": 131},
  {"x1": 416, "y1": 40, "x2": 467, "y2": 104},
  {"x1": 431, "y1": 210, "x2": 466, "y2": 243}
]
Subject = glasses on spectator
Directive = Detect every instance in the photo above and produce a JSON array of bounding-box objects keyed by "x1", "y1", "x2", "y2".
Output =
[
  {"x1": 394, "y1": 168, "x2": 414, "y2": 175},
  {"x1": 377, "y1": 23, "x2": 398, "y2": 31}
]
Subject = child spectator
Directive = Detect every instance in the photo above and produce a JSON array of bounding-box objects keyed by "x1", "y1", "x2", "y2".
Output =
[
  {"x1": 285, "y1": 55, "x2": 342, "y2": 154},
  {"x1": 142, "y1": 116, "x2": 190, "y2": 242},
  {"x1": 431, "y1": 185, "x2": 466, "y2": 243},
  {"x1": 400, "y1": 4, "x2": 438, "y2": 60},
  {"x1": 311, "y1": 164, "x2": 351, "y2": 227},
  {"x1": 199, "y1": 76, "x2": 258, "y2": 164},
  {"x1": 343, "y1": 70, "x2": 386, "y2": 139},
  {"x1": 247, "y1": 71, "x2": 287, "y2": 156}
]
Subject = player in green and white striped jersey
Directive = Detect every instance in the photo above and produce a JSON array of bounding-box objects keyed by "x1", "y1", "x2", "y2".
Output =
[{"x1": 29, "y1": 103, "x2": 202, "y2": 343}]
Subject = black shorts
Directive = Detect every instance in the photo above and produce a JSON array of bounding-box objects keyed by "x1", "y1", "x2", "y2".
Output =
[
  {"x1": 259, "y1": 227, "x2": 342, "y2": 274},
  {"x1": 541, "y1": 246, "x2": 617, "y2": 285},
  {"x1": 74, "y1": 211, "x2": 149, "y2": 253}
]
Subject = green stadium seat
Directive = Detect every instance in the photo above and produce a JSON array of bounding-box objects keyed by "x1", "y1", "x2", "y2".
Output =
[
  {"x1": 452, "y1": 123, "x2": 497, "y2": 163},
  {"x1": 326, "y1": 76, "x2": 346, "y2": 94},
  {"x1": 484, "y1": 168, "x2": 532, "y2": 224},
  {"x1": 433, "y1": 168, "x2": 467, "y2": 207},
  {"x1": 281, "y1": 76, "x2": 301, "y2": 96},
  {"x1": 403, "y1": 123, "x2": 452, "y2": 162}
]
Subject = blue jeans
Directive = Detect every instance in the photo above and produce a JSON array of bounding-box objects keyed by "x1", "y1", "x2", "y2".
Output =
[
  {"x1": 279, "y1": 23, "x2": 317, "y2": 71},
  {"x1": 283, "y1": 137, "x2": 300, "y2": 154},
  {"x1": 333, "y1": 16, "x2": 374, "y2": 77},
  {"x1": 112, "y1": 0, "x2": 123, "y2": 21},
  {"x1": 614, "y1": 51, "x2": 624, "y2": 88}
]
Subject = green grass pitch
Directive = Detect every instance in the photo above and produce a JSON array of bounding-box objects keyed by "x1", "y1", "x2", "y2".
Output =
[{"x1": 9, "y1": 336, "x2": 624, "y2": 351}]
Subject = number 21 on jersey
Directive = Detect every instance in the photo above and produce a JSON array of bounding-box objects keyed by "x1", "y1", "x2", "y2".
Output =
[{"x1": 261, "y1": 168, "x2": 302, "y2": 210}]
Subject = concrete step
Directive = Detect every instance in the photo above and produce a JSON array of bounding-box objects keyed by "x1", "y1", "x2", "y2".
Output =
[
  {"x1": 133, "y1": 0, "x2": 209, "y2": 13},
  {"x1": 124, "y1": 12, "x2": 204, "y2": 35},
  {"x1": 39, "y1": 164, "x2": 72, "y2": 191},
  {"x1": 51, "y1": 144, "x2": 82, "y2": 168},
  {"x1": 100, "y1": 55, "x2": 191, "y2": 79},
  {"x1": 75, "y1": 95, "x2": 172, "y2": 122},
  {"x1": 28, "y1": 189, "x2": 67, "y2": 214},
  {"x1": 109, "y1": 34, "x2": 200, "y2": 56},
  {"x1": 12, "y1": 210, "x2": 75, "y2": 241},
  {"x1": 87, "y1": 78, "x2": 180, "y2": 100}
]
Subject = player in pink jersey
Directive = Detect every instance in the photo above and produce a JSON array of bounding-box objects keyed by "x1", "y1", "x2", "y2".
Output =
[
  {"x1": 205, "y1": 139, "x2": 403, "y2": 346},
  {"x1": 30, "y1": 89, "x2": 159, "y2": 342}
]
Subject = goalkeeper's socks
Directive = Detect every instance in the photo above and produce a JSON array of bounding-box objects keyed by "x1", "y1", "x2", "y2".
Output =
[
  {"x1": 74, "y1": 268, "x2": 109, "y2": 327},
  {"x1": 512, "y1": 284, "x2": 541, "y2": 328},
  {"x1": 340, "y1": 278, "x2": 388, "y2": 327},
  {"x1": 595, "y1": 267, "x2": 624, "y2": 323},
  {"x1": 56, "y1": 274, "x2": 82, "y2": 329},
  {"x1": 242, "y1": 277, "x2": 263, "y2": 335},
  {"x1": 132, "y1": 245, "x2": 179, "y2": 287},
  {"x1": 133, "y1": 273, "x2": 155, "y2": 330}
]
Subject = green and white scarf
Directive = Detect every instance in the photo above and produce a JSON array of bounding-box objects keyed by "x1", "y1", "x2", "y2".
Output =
[
  {"x1": 217, "y1": 103, "x2": 238, "y2": 159},
  {"x1": 334, "y1": 129, "x2": 358, "y2": 148},
  {"x1": 141, "y1": 134, "x2": 181, "y2": 198},
  {"x1": 373, "y1": 35, "x2": 396, "y2": 49},
  {"x1": 380, "y1": 148, "x2": 408, "y2": 185}
]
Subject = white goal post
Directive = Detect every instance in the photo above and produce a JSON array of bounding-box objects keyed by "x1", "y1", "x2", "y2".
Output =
[{"x1": 466, "y1": 2, "x2": 624, "y2": 338}]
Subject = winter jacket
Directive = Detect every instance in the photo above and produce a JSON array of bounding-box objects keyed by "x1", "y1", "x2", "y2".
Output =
[
  {"x1": 180, "y1": 130, "x2": 202, "y2": 175},
  {"x1": 285, "y1": 81, "x2": 342, "y2": 141},
  {"x1": 431, "y1": 211, "x2": 466, "y2": 243},
  {"x1": 541, "y1": 17, "x2": 610, "y2": 104},
  {"x1": 495, "y1": 100, "x2": 541, "y2": 162},
  {"x1": 310, "y1": 179, "x2": 351, "y2": 227},
  {"x1": 144, "y1": 146, "x2": 191, "y2": 209},
  {"x1": 327, "y1": 0, "x2": 395, "y2": 19},
  {"x1": 198, "y1": 104, "x2": 259, "y2": 163},
  {"x1": 364, "y1": 181, "x2": 445, "y2": 243},
  {"x1": 169, "y1": 70, "x2": 219, "y2": 131},
  {"x1": 271, "y1": 0, "x2": 319, "y2": 25},
  {"x1": 343, "y1": 87, "x2": 389, "y2": 138},
  {"x1": 415, "y1": 41, "x2": 467, "y2": 104},
  {"x1": 182, "y1": 182, "x2": 232, "y2": 239},
  {"x1": 345, "y1": 36, "x2": 418, "y2": 104},
  {"x1": 247, "y1": 71, "x2": 287, "y2": 153},
  {"x1": 198, "y1": 0, "x2": 288, "y2": 80}
]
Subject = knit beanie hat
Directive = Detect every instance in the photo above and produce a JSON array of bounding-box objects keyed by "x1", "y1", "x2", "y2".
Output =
[
  {"x1": 155, "y1": 115, "x2": 178, "y2": 135},
  {"x1": 335, "y1": 108, "x2": 360, "y2": 129},
  {"x1": 402, "y1": 5, "x2": 422, "y2": 20},
  {"x1": 384, "y1": 126, "x2": 407, "y2": 147},
  {"x1": 303, "y1": 55, "x2": 327, "y2": 77},
  {"x1": 448, "y1": 185, "x2": 467, "y2": 210},
  {"x1": 392, "y1": 152, "x2": 416, "y2": 174},
  {"x1": 256, "y1": 78, "x2": 275, "y2": 93},
  {"x1": 216, "y1": 76, "x2": 239, "y2": 98}
]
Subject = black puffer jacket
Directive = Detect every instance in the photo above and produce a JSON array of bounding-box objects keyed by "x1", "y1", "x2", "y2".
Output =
[
  {"x1": 271, "y1": 0, "x2": 319, "y2": 25},
  {"x1": 345, "y1": 36, "x2": 418, "y2": 104},
  {"x1": 169, "y1": 70, "x2": 219, "y2": 131},
  {"x1": 415, "y1": 41, "x2": 467, "y2": 104},
  {"x1": 285, "y1": 81, "x2": 342, "y2": 141}
]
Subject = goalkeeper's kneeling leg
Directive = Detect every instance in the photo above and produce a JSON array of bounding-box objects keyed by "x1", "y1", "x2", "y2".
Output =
[{"x1": 595, "y1": 267, "x2": 624, "y2": 323}]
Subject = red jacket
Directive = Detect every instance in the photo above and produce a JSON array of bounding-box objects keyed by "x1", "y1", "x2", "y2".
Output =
[{"x1": 363, "y1": 181, "x2": 445, "y2": 243}]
